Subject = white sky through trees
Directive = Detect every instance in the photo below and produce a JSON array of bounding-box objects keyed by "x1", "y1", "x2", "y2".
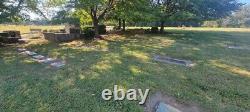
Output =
[{"x1": 28, "y1": 0, "x2": 250, "y2": 20}]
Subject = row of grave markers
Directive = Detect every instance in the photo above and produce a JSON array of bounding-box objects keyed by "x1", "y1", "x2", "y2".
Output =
[
  {"x1": 17, "y1": 48, "x2": 65, "y2": 68},
  {"x1": 153, "y1": 44, "x2": 249, "y2": 67}
]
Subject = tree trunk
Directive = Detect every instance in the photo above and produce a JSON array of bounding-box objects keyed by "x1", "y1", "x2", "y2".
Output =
[
  {"x1": 160, "y1": 21, "x2": 165, "y2": 33},
  {"x1": 93, "y1": 18, "x2": 99, "y2": 36},
  {"x1": 118, "y1": 18, "x2": 122, "y2": 29},
  {"x1": 122, "y1": 19, "x2": 126, "y2": 31}
]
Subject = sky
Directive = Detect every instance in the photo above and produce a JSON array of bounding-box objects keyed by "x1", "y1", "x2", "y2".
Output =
[{"x1": 240, "y1": 0, "x2": 250, "y2": 4}]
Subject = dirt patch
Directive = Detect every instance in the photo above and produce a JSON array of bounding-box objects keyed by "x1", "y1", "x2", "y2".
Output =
[{"x1": 144, "y1": 92, "x2": 201, "y2": 112}]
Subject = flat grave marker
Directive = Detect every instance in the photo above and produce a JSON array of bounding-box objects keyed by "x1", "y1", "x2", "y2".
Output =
[
  {"x1": 153, "y1": 55, "x2": 195, "y2": 67},
  {"x1": 17, "y1": 48, "x2": 65, "y2": 68},
  {"x1": 227, "y1": 45, "x2": 250, "y2": 50},
  {"x1": 156, "y1": 102, "x2": 182, "y2": 112}
]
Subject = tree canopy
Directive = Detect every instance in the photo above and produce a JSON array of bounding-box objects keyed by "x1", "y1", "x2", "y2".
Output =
[
  {"x1": 0, "y1": 0, "x2": 49, "y2": 23},
  {"x1": 0, "y1": 0, "x2": 244, "y2": 33},
  {"x1": 149, "y1": 0, "x2": 242, "y2": 32}
]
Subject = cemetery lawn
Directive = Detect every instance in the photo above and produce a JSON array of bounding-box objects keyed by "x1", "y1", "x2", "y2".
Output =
[{"x1": 0, "y1": 28, "x2": 250, "y2": 112}]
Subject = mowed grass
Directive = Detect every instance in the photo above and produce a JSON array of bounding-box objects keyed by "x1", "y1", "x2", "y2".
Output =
[
  {"x1": 0, "y1": 27, "x2": 250, "y2": 112},
  {"x1": 0, "y1": 25, "x2": 64, "y2": 34}
]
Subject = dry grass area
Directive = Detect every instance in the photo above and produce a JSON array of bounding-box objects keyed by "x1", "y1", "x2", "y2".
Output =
[
  {"x1": 128, "y1": 27, "x2": 250, "y2": 32},
  {"x1": 0, "y1": 24, "x2": 64, "y2": 34},
  {"x1": 167, "y1": 27, "x2": 250, "y2": 32}
]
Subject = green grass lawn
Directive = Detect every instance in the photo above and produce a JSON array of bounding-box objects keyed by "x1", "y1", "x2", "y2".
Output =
[{"x1": 0, "y1": 28, "x2": 250, "y2": 112}]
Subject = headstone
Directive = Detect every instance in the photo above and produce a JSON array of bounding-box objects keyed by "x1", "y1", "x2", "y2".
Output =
[{"x1": 156, "y1": 102, "x2": 182, "y2": 112}]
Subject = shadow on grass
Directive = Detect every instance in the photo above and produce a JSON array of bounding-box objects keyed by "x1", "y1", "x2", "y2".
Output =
[{"x1": 0, "y1": 31, "x2": 250, "y2": 111}]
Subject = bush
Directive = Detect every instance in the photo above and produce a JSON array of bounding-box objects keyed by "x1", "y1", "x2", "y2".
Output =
[
  {"x1": 151, "y1": 27, "x2": 159, "y2": 33},
  {"x1": 83, "y1": 27, "x2": 95, "y2": 40},
  {"x1": 98, "y1": 25, "x2": 106, "y2": 34},
  {"x1": 144, "y1": 29, "x2": 151, "y2": 34},
  {"x1": 0, "y1": 36, "x2": 3, "y2": 42}
]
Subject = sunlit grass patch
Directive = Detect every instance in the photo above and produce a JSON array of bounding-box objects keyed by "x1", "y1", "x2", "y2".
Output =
[
  {"x1": 210, "y1": 60, "x2": 250, "y2": 77},
  {"x1": 0, "y1": 28, "x2": 250, "y2": 112},
  {"x1": 129, "y1": 66, "x2": 143, "y2": 75}
]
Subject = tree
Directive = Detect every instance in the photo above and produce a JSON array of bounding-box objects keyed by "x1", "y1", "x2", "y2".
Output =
[
  {"x1": 77, "y1": 0, "x2": 116, "y2": 36},
  {"x1": 151, "y1": 0, "x2": 242, "y2": 33},
  {"x1": 219, "y1": 4, "x2": 250, "y2": 27},
  {"x1": 111, "y1": 0, "x2": 154, "y2": 31},
  {"x1": 0, "y1": 0, "x2": 47, "y2": 23}
]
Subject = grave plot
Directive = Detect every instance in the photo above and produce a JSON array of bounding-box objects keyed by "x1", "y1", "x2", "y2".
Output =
[
  {"x1": 0, "y1": 31, "x2": 22, "y2": 43},
  {"x1": 144, "y1": 92, "x2": 201, "y2": 112},
  {"x1": 153, "y1": 55, "x2": 195, "y2": 67},
  {"x1": 17, "y1": 48, "x2": 65, "y2": 68},
  {"x1": 43, "y1": 24, "x2": 81, "y2": 42}
]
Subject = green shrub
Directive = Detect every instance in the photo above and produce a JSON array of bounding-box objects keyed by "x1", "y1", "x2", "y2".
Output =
[
  {"x1": 144, "y1": 29, "x2": 151, "y2": 34},
  {"x1": 0, "y1": 36, "x2": 3, "y2": 42},
  {"x1": 113, "y1": 26, "x2": 121, "y2": 30},
  {"x1": 83, "y1": 27, "x2": 95, "y2": 40},
  {"x1": 151, "y1": 27, "x2": 159, "y2": 33},
  {"x1": 0, "y1": 33, "x2": 9, "y2": 37},
  {"x1": 98, "y1": 25, "x2": 106, "y2": 34}
]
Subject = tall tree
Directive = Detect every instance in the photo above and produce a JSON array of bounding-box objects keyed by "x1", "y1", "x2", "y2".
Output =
[{"x1": 111, "y1": 0, "x2": 154, "y2": 31}]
